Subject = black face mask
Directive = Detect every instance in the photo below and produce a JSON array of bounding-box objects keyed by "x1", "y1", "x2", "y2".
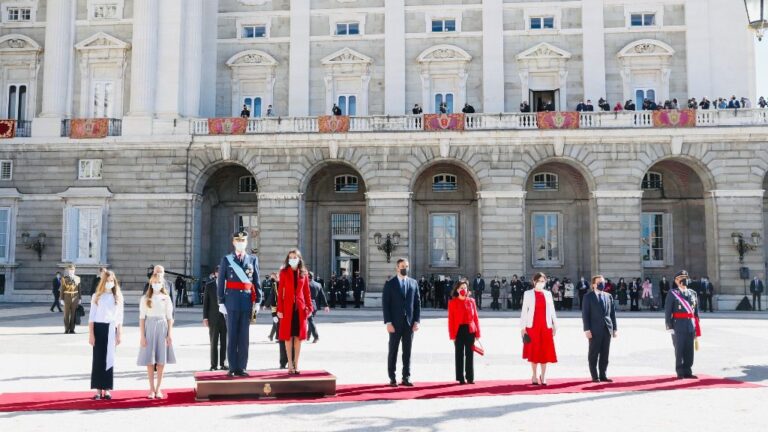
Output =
[
  {"x1": 399, "y1": 268, "x2": 408, "y2": 277},
  {"x1": 596, "y1": 282, "x2": 605, "y2": 291},
  {"x1": 681, "y1": 279, "x2": 689, "y2": 287}
]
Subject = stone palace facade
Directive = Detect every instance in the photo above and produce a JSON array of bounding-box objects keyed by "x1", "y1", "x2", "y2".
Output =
[{"x1": 0, "y1": 0, "x2": 766, "y2": 308}]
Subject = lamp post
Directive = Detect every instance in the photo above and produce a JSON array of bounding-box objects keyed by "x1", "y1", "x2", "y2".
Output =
[
  {"x1": 373, "y1": 231, "x2": 400, "y2": 263},
  {"x1": 744, "y1": 0, "x2": 767, "y2": 41},
  {"x1": 731, "y1": 231, "x2": 762, "y2": 310},
  {"x1": 21, "y1": 232, "x2": 46, "y2": 261}
]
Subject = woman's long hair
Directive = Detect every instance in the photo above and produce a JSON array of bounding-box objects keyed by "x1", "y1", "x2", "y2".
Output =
[
  {"x1": 450, "y1": 278, "x2": 470, "y2": 298},
  {"x1": 93, "y1": 270, "x2": 122, "y2": 306},
  {"x1": 282, "y1": 249, "x2": 306, "y2": 274},
  {"x1": 145, "y1": 273, "x2": 169, "y2": 308}
]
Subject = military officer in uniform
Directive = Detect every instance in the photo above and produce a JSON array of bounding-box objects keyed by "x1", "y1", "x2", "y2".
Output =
[
  {"x1": 665, "y1": 270, "x2": 702, "y2": 379},
  {"x1": 308, "y1": 271, "x2": 330, "y2": 343},
  {"x1": 339, "y1": 272, "x2": 350, "y2": 308},
  {"x1": 217, "y1": 231, "x2": 261, "y2": 377},
  {"x1": 61, "y1": 264, "x2": 81, "y2": 334},
  {"x1": 328, "y1": 273, "x2": 338, "y2": 308},
  {"x1": 352, "y1": 271, "x2": 366, "y2": 308}
]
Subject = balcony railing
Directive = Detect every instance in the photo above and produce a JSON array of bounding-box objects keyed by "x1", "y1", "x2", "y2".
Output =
[
  {"x1": 191, "y1": 109, "x2": 768, "y2": 135},
  {"x1": 15, "y1": 120, "x2": 32, "y2": 137},
  {"x1": 61, "y1": 118, "x2": 122, "y2": 138}
]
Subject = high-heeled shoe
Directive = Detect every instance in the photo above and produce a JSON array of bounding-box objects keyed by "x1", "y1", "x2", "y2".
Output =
[
  {"x1": 147, "y1": 392, "x2": 155, "y2": 399},
  {"x1": 539, "y1": 375, "x2": 548, "y2": 386},
  {"x1": 155, "y1": 391, "x2": 164, "y2": 399},
  {"x1": 531, "y1": 377, "x2": 539, "y2": 385}
]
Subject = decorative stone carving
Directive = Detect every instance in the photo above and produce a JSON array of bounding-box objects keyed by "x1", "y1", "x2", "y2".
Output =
[{"x1": 239, "y1": 0, "x2": 271, "y2": 5}]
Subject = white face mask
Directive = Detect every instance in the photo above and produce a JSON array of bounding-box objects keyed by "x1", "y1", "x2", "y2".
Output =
[
  {"x1": 151, "y1": 283, "x2": 163, "y2": 291},
  {"x1": 67, "y1": 271, "x2": 74, "y2": 277},
  {"x1": 535, "y1": 282, "x2": 546, "y2": 290},
  {"x1": 105, "y1": 282, "x2": 115, "y2": 290},
  {"x1": 288, "y1": 258, "x2": 300, "y2": 268},
  {"x1": 234, "y1": 242, "x2": 247, "y2": 253}
]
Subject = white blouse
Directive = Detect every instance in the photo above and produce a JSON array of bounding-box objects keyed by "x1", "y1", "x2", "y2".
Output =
[
  {"x1": 89, "y1": 293, "x2": 124, "y2": 325},
  {"x1": 139, "y1": 293, "x2": 174, "y2": 320}
]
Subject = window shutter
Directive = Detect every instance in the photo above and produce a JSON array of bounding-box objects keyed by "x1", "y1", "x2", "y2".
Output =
[
  {"x1": 0, "y1": 161, "x2": 11, "y2": 180},
  {"x1": 663, "y1": 213, "x2": 674, "y2": 266}
]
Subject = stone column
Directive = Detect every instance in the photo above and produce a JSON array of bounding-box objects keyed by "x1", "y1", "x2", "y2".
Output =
[
  {"x1": 684, "y1": 0, "x2": 712, "y2": 99},
  {"x1": 288, "y1": 0, "x2": 311, "y2": 116},
  {"x1": 477, "y1": 191, "x2": 526, "y2": 277},
  {"x1": 32, "y1": 0, "x2": 75, "y2": 137},
  {"x1": 365, "y1": 192, "x2": 411, "y2": 306},
  {"x1": 257, "y1": 192, "x2": 302, "y2": 277},
  {"x1": 591, "y1": 190, "x2": 644, "y2": 281},
  {"x1": 581, "y1": 0, "x2": 606, "y2": 102},
  {"x1": 384, "y1": 0, "x2": 405, "y2": 115},
  {"x1": 123, "y1": 0, "x2": 159, "y2": 135},
  {"x1": 481, "y1": 0, "x2": 504, "y2": 113},
  {"x1": 181, "y1": 0, "x2": 204, "y2": 118},
  {"x1": 708, "y1": 190, "x2": 766, "y2": 309},
  {"x1": 154, "y1": 0, "x2": 184, "y2": 122}
]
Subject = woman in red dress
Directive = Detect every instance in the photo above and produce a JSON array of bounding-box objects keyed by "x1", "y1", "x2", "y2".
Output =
[
  {"x1": 447, "y1": 279, "x2": 481, "y2": 384},
  {"x1": 276, "y1": 249, "x2": 313, "y2": 374},
  {"x1": 520, "y1": 272, "x2": 558, "y2": 385}
]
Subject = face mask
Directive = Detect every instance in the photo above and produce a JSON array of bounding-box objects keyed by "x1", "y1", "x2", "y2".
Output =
[
  {"x1": 288, "y1": 258, "x2": 299, "y2": 268},
  {"x1": 67, "y1": 271, "x2": 74, "y2": 277},
  {"x1": 151, "y1": 283, "x2": 162, "y2": 291},
  {"x1": 596, "y1": 282, "x2": 605, "y2": 291},
  {"x1": 535, "y1": 282, "x2": 545, "y2": 290},
  {"x1": 681, "y1": 279, "x2": 689, "y2": 287},
  {"x1": 234, "y1": 242, "x2": 247, "y2": 252},
  {"x1": 458, "y1": 288, "x2": 467, "y2": 297},
  {"x1": 399, "y1": 268, "x2": 408, "y2": 277},
  {"x1": 105, "y1": 282, "x2": 115, "y2": 290}
]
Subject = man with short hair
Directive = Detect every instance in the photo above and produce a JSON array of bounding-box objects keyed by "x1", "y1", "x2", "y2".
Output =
[
  {"x1": 203, "y1": 266, "x2": 227, "y2": 371},
  {"x1": 383, "y1": 258, "x2": 421, "y2": 387},
  {"x1": 61, "y1": 264, "x2": 81, "y2": 334},
  {"x1": 352, "y1": 271, "x2": 366, "y2": 308},
  {"x1": 307, "y1": 271, "x2": 330, "y2": 343},
  {"x1": 50, "y1": 271, "x2": 62, "y2": 312},
  {"x1": 472, "y1": 273, "x2": 485, "y2": 310},
  {"x1": 665, "y1": 270, "x2": 701, "y2": 379},
  {"x1": 582, "y1": 275, "x2": 617, "y2": 382},
  {"x1": 750, "y1": 275, "x2": 764, "y2": 311}
]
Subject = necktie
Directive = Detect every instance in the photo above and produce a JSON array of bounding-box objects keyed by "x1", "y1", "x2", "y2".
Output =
[{"x1": 400, "y1": 279, "x2": 405, "y2": 296}]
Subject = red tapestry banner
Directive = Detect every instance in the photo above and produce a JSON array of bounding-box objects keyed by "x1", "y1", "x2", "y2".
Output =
[
  {"x1": 536, "y1": 112, "x2": 580, "y2": 129},
  {"x1": 208, "y1": 118, "x2": 248, "y2": 135},
  {"x1": 318, "y1": 115, "x2": 350, "y2": 133},
  {"x1": 423, "y1": 114, "x2": 465, "y2": 131},
  {"x1": 652, "y1": 109, "x2": 697, "y2": 128},
  {"x1": 70, "y1": 118, "x2": 109, "y2": 139},
  {"x1": 0, "y1": 120, "x2": 16, "y2": 139}
]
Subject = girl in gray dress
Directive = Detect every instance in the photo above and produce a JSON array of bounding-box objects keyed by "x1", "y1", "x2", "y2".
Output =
[{"x1": 137, "y1": 274, "x2": 176, "y2": 399}]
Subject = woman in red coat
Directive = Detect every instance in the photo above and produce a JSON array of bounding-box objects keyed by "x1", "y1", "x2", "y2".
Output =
[
  {"x1": 276, "y1": 249, "x2": 313, "y2": 374},
  {"x1": 448, "y1": 279, "x2": 481, "y2": 384}
]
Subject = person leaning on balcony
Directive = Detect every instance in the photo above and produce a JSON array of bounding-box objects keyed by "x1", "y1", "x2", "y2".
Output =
[
  {"x1": 240, "y1": 104, "x2": 250, "y2": 118},
  {"x1": 519, "y1": 101, "x2": 531, "y2": 113},
  {"x1": 412, "y1": 104, "x2": 423, "y2": 115},
  {"x1": 332, "y1": 104, "x2": 342, "y2": 116},
  {"x1": 623, "y1": 99, "x2": 636, "y2": 111},
  {"x1": 758, "y1": 96, "x2": 767, "y2": 109},
  {"x1": 461, "y1": 103, "x2": 475, "y2": 114}
]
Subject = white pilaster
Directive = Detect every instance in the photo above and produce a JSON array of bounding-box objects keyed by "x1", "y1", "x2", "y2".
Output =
[
  {"x1": 32, "y1": 0, "x2": 75, "y2": 137},
  {"x1": 384, "y1": 0, "x2": 406, "y2": 115},
  {"x1": 181, "y1": 0, "x2": 204, "y2": 118},
  {"x1": 581, "y1": 0, "x2": 606, "y2": 102},
  {"x1": 154, "y1": 0, "x2": 184, "y2": 121},
  {"x1": 199, "y1": 0, "x2": 219, "y2": 118},
  {"x1": 684, "y1": 0, "x2": 712, "y2": 98},
  {"x1": 482, "y1": 0, "x2": 504, "y2": 112},
  {"x1": 288, "y1": 0, "x2": 311, "y2": 116},
  {"x1": 124, "y1": 0, "x2": 159, "y2": 135}
]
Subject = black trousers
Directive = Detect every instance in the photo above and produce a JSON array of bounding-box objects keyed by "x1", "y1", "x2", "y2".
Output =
[
  {"x1": 630, "y1": 296, "x2": 640, "y2": 311},
  {"x1": 51, "y1": 291, "x2": 62, "y2": 311},
  {"x1": 91, "y1": 322, "x2": 113, "y2": 390},
  {"x1": 672, "y1": 331, "x2": 695, "y2": 377},
  {"x1": 702, "y1": 294, "x2": 713, "y2": 312},
  {"x1": 491, "y1": 295, "x2": 500, "y2": 310},
  {"x1": 340, "y1": 291, "x2": 347, "y2": 308},
  {"x1": 513, "y1": 294, "x2": 522, "y2": 310},
  {"x1": 454, "y1": 325, "x2": 475, "y2": 382},
  {"x1": 753, "y1": 293, "x2": 762, "y2": 310},
  {"x1": 564, "y1": 298, "x2": 573, "y2": 310},
  {"x1": 354, "y1": 291, "x2": 362, "y2": 308},
  {"x1": 661, "y1": 292, "x2": 667, "y2": 308},
  {"x1": 387, "y1": 325, "x2": 413, "y2": 381},
  {"x1": 578, "y1": 291, "x2": 585, "y2": 310},
  {"x1": 209, "y1": 317, "x2": 227, "y2": 368},
  {"x1": 307, "y1": 312, "x2": 319, "y2": 340},
  {"x1": 476, "y1": 293, "x2": 483, "y2": 309},
  {"x1": 588, "y1": 331, "x2": 611, "y2": 379},
  {"x1": 269, "y1": 319, "x2": 279, "y2": 340}
]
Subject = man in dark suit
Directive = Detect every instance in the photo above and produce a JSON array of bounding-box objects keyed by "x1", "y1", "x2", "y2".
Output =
[
  {"x1": 472, "y1": 273, "x2": 485, "y2": 310},
  {"x1": 307, "y1": 271, "x2": 330, "y2": 343},
  {"x1": 50, "y1": 272, "x2": 62, "y2": 312},
  {"x1": 659, "y1": 276, "x2": 670, "y2": 308},
  {"x1": 700, "y1": 276, "x2": 714, "y2": 312},
  {"x1": 339, "y1": 272, "x2": 350, "y2": 308},
  {"x1": 352, "y1": 271, "x2": 366, "y2": 308},
  {"x1": 383, "y1": 258, "x2": 421, "y2": 387},
  {"x1": 577, "y1": 276, "x2": 589, "y2": 310},
  {"x1": 582, "y1": 275, "x2": 618, "y2": 382},
  {"x1": 203, "y1": 266, "x2": 227, "y2": 371},
  {"x1": 750, "y1": 275, "x2": 764, "y2": 311}
]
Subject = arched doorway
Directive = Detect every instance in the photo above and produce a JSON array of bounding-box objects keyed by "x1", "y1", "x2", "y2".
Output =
[
  {"x1": 640, "y1": 159, "x2": 710, "y2": 283},
  {"x1": 199, "y1": 164, "x2": 260, "y2": 277},
  {"x1": 303, "y1": 163, "x2": 367, "y2": 282},
  {"x1": 524, "y1": 161, "x2": 592, "y2": 280},
  {"x1": 411, "y1": 163, "x2": 479, "y2": 281}
]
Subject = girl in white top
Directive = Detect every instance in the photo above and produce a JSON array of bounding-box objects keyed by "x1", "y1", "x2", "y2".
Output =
[
  {"x1": 88, "y1": 270, "x2": 124, "y2": 400},
  {"x1": 137, "y1": 273, "x2": 176, "y2": 399}
]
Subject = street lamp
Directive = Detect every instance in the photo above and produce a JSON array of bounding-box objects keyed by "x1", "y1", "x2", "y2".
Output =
[
  {"x1": 373, "y1": 231, "x2": 400, "y2": 263},
  {"x1": 21, "y1": 232, "x2": 46, "y2": 261},
  {"x1": 744, "y1": 0, "x2": 767, "y2": 41},
  {"x1": 731, "y1": 231, "x2": 762, "y2": 262}
]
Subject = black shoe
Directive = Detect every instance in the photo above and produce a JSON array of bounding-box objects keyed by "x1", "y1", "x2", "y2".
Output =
[
  {"x1": 220, "y1": 365, "x2": 228, "y2": 371},
  {"x1": 467, "y1": 380, "x2": 474, "y2": 384},
  {"x1": 209, "y1": 367, "x2": 217, "y2": 371},
  {"x1": 104, "y1": 392, "x2": 112, "y2": 400},
  {"x1": 312, "y1": 337, "x2": 318, "y2": 344},
  {"x1": 591, "y1": 378, "x2": 600, "y2": 383},
  {"x1": 599, "y1": 377, "x2": 613, "y2": 383},
  {"x1": 676, "y1": 375, "x2": 685, "y2": 380},
  {"x1": 400, "y1": 379, "x2": 414, "y2": 387},
  {"x1": 389, "y1": 380, "x2": 398, "y2": 387},
  {"x1": 684, "y1": 375, "x2": 698, "y2": 379},
  {"x1": 457, "y1": 380, "x2": 466, "y2": 385},
  {"x1": 235, "y1": 370, "x2": 249, "y2": 377},
  {"x1": 227, "y1": 371, "x2": 235, "y2": 377}
]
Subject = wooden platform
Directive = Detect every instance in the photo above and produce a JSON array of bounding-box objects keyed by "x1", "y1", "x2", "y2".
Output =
[{"x1": 194, "y1": 370, "x2": 336, "y2": 401}]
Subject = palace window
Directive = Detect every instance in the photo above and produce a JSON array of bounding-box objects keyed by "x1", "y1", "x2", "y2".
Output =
[
  {"x1": 78, "y1": 160, "x2": 103, "y2": 180},
  {"x1": 532, "y1": 212, "x2": 561, "y2": 266},
  {"x1": 430, "y1": 213, "x2": 458, "y2": 267},
  {"x1": 530, "y1": 16, "x2": 555, "y2": 30},
  {"x1": 334, "y1": 175, "x2": 359, "y2": 193},
  {"x1": 0, "y1": 161, "x2": 12, "y2": 181},
  {"x1": 242, "y1": 96, "x2": 262, "y2": 118},
  {"x1": 431, "y1": 19, "x2": 456, "y2": 32},
  {"x1": 88, "y1": 1, "x2": 123, "y2": 21},
  {"x1": 532, "y1": 173, "x2": 559, "y2": 191},
  {"x1": 641, "y1": 212, "x2": 670, "y2": 267},
  {"x1": 64, "y1": 206, "x2": 103, "y2": 264},
  {"x1": 630, "y1": 12, "x2": 656, "y2": 27},
  {"x1": 0, "y1": 207, "x2": 9, "y2": 260},
  {"x1": 6, "y1": 84, "x2": 28, "y2": 121},
  {"x1": 434, "y1": 93, "x2": 454, "y2": 114},
  {"x1": 5, "y1": 7, "x2": 31, "y2": 22},
  {"x1": 238, "y1": 176, "x2": 258, "y2": 194},
  {"x1": 337, "y1": 95, "x2": 357, "y2": 116},
  {"x1": 432, "y1": 174, "x2": 458, "y2": 192},
  {"x1": 642, "y1": 172, "x2": 663, "y2": 190},
  {"x1": 241, "y1": 25, "x2": 267, "y2": 39},
  {"x1": 335, "y1": 22, "x2": 360, "y2": 36}
]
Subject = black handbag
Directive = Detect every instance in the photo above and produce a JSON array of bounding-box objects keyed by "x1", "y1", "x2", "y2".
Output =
[
  {"x1": 522, "y1": 333, "x2": 532, "y2": 344},
  {"x1": 75, "y1": 304, "x2": 85, "y2": 325}
]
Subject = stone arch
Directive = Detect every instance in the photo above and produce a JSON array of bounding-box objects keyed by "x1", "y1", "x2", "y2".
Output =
[
  {"x1": 298, "y1": 150, "x2": 374, "y2": 196},
  {"x1": 637, "y1": 154, "x2": 716, "y2": 192},
  {"x1": 522, "y1": 154, "x2": 597, "y2": 194},
  {"x1": 407, "y1": 154, "x2": 484, "y2": 194},
  {"x1": 189, "y1": 150, "x2": 269, "y2": 196}
]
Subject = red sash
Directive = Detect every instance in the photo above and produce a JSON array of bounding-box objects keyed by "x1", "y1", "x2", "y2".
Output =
[{"x1": 671, "y1": 290, "x2": 701, "y2": 337}]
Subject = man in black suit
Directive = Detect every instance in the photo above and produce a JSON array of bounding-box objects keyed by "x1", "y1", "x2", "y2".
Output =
[
  {"x1": 582, "y1": 275, "x2": 617, "y2": 383},
  {"x1": 50, "y1": 272, "x2": 63, "y2": 312},
  {"x1": 659, "y1": 276, "x2": 670, "y2": 308},
  {"x1": 352, "y1": 271, "x2": 366, "y2": 308},
  {"x1": 383, "y1": 258, "x2": 421, "y2": 387},
  {"x1": 472, "y1": 273, "x2": 485, "y2": 310},
  {"x1": 577, "y1": 276, "x2": 589, "y2": 310},
  {"x1": 750, "y1": 275, "x2": 764, "y2": 311},
  {"x1": 700, "y1": 276, "x2": 714, "y2": 312},
  {"x1": 203, "y1": 266, "x2": 227, "y2": 371},
  {"x1": 307, "y1": 271, "x2": 330, "y2": 343}
]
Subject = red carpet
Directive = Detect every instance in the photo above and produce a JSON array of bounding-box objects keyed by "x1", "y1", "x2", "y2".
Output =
[{"x1": 0, "y1": 375, "x2": 758, "y2": 413}]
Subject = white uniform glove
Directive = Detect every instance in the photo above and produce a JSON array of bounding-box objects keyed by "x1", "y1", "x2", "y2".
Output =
[
  {"x1": 667, "y1": 329, "x2": 674, "y2": 335},
  {"x1": 272, "y1": 316, "x2": 279, "y2": 324},
  {"x1": 218, "y1": 304, "x2": 227, "y2": 316}
]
